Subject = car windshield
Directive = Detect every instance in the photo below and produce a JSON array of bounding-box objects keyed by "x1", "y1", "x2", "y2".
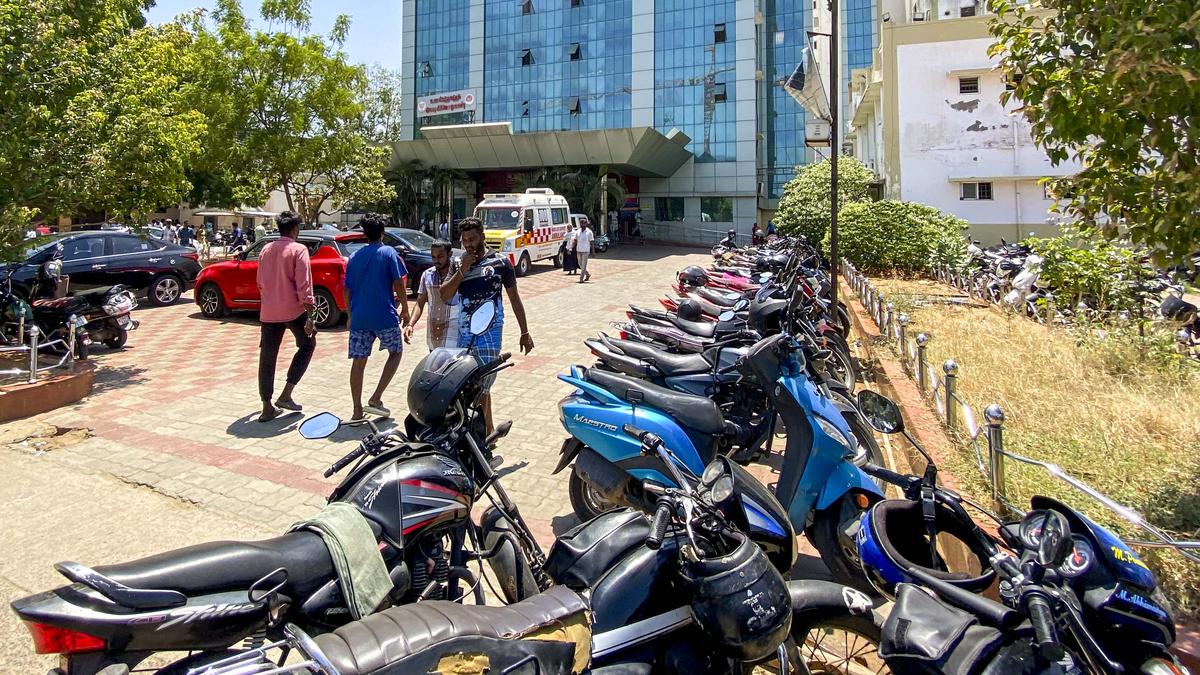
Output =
[
  {"x1": 478, "y1": 208, "x2": 520, "y2": 230},
  {"x1": 394, "y1": 229, "x2": 436, "y2": 250},
  {"x1": 338, "y1": 239, "x2": 369, "y2": 257},
  {"x1": 13, "y1": 236, "x2": 64, "y2": 262}
]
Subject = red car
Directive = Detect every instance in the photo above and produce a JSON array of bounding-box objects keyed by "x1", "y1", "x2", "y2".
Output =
[{"x1": 194, "y1": 232, "x2": 370, "y2": 328}]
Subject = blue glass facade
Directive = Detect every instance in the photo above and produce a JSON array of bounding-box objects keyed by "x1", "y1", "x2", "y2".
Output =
[
  {"x1": 414, "y1": 0, "x2": 471, "y2": 131},
  {"x1": 842, "y1": 0, "x2": 877, "y2": 131},
  {"x1": 483, "y1": 0, "x2": 632, "y2": 132},
  {"x1": 654, "y1": 0, "x2": 737, "y2": 163},
  {"x1": 760, "y1": 0, "x2": 810, "y2": 198}
]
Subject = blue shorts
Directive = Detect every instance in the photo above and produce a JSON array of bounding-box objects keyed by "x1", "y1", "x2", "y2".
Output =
[{"x1": 348, "y1": 326, "x2": 403, "y2": 359}]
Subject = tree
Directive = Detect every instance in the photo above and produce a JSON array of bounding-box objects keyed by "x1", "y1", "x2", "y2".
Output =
[
  {"x1": 0, "y1": 0, "x2": 208, "y2": 253},
  {"x1": 359, "y1": 65, "x2": 405, "y2": 146},
  {"x1": 188, "y1": 0, "x2": 394, "y2": 224},
  {"x1": 989, "y1": 0, "x2": 1200, "y2": 264},
  {"x1": 774, "y1": 157, "x2": 874, "y2": 245}
]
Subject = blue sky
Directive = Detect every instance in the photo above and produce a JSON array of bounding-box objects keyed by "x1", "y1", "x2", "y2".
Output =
[{"x1": 145, "y1": 0, "x2": 404, "y2": 70}]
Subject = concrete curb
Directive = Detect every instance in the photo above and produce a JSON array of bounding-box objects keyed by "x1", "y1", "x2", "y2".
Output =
[{"x1": 841, "y1": 275, "x2": 1200, "y2": 671}]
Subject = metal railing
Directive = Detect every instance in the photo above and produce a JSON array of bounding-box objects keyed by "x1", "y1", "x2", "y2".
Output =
[
  {"x1": 842, "y1": 259, "x2": 1200, "y2": 562},
  {"x1": 0, "y1": 321, "x2": 79, "y2": 384}
]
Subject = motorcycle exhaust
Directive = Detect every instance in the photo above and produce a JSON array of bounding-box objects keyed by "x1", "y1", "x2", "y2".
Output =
[{"x1": 575, "y1": 446, "x2": 654, "y2": 512}]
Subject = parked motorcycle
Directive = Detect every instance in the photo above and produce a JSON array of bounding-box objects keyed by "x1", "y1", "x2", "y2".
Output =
[
  {"x1": 188, "y1": 430, "x2": 881, "y2": 675},
  {"x1": 851, "y1": 389, "x2": 1188, "y2": 674},
  {"x1": 1, "y1": 254, "x2": 91, "y2": 358}
]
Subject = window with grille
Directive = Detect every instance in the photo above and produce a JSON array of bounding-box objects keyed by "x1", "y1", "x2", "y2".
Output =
[
  {"x1": 958, "y1": 77, "x2": 979, "y2": 94},
  {"x1": 960, "y1": 182, "x2": 993, "y2": 200},
  {"x1": 959, "y1": 4, "x2": 976, "y2": 16},
  {"x1": 1006, "y1": 73, "x2": 1024, "y2": 91}
]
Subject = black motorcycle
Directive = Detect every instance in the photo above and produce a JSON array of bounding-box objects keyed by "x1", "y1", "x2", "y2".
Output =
[
  {"x1": 1, "y1": 255, "x2": 91, "y2": 358},
  {"x1": 188, "y1": 427, "x2": 882, "y2": 675},
  {"x1": 9, "y1": 346, "x2": 541, "y2": 674}
]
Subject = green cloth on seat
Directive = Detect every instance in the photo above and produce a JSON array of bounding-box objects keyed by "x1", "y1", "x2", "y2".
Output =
[{"x1": 292, "y1": 502, "x2": 391, "y2": 619}]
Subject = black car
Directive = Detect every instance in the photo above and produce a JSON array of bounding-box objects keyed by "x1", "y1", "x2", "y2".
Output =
[
  {"x1": 3, "y1": 232, "x2": 201, "y2": 306},
  {"x1": 356, "y1": 227, "x2": 459, "y2": 295}
]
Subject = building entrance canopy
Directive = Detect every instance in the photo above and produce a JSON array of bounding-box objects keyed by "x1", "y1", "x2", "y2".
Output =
[{"x1": 391, "y1": 122, "x2": 693, "y2": 178}]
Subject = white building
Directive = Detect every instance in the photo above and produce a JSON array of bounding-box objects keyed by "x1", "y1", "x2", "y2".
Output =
[{"x1": 847, "y1": 5, "x2": 1079, "y2": 243}]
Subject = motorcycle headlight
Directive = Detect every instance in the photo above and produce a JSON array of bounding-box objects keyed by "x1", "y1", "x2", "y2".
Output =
[{"x1": 814, "y1": 415, "x2": 857, "y2": 458}]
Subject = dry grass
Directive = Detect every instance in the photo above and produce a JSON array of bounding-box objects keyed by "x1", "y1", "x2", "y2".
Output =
[{"x1": 870, "y1": 277, "x2": 1200, "y2": 620}]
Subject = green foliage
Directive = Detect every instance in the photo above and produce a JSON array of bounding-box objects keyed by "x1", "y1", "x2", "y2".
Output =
[
  {"x1": 0, "y1": 0, "x2": 207, "y2": 252},
  {"x1": 1028, "y1": 236, "x2": 1149, "y2": 312},
  {"x1": 836, "y1": 200, "x2": 969, "y2": 275},
  {"x1": 512, "y1": 166, "x2": 626, "y2": 223},
  {"x1": 989, "y1": 0, "x2": 1200, "y2": 265},
  {"x1": 186, "y1": 0, "x2": 394, "y2": 224},
  {"x1": 774, "y1": 157, "x2": 873, "y2": 245}
]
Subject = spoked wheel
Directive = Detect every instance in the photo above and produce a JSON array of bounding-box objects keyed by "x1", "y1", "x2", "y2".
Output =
[{"x1": 800, "y1": 615, "x2": 890, "y2": 675}]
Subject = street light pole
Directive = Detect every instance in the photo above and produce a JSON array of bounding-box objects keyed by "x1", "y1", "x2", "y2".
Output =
[{"x1": 828, "y1": 0, "x2": 840, "y2": 310}]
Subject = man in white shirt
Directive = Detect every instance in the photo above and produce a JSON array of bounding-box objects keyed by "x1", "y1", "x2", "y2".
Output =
[{"x1": 575, "y1": 221, "x2": 594, "y2": 283}]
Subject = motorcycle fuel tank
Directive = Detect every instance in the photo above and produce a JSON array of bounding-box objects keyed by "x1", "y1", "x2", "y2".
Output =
[{"x1": 333, "y1": 450, "x2": 474, "y2": 548}]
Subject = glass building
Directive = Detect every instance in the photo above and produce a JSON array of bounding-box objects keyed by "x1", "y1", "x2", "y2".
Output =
[{"x1": 398, "y1": 0, "x2": 879, "y2": 239}]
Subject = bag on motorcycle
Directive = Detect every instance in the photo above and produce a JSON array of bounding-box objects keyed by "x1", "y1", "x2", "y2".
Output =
[
  {"x1": 879, "y1": 583, "x2": 1004, "y2": 675},
  {"x1": 545, "y1": 508, "x2": 650, "y2": 590}
]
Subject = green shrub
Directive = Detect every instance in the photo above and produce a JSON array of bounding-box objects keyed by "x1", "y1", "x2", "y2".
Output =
[
  {"x1": 774, "y1": 157, "x2": 873, "y2": 244},
  {"x1": 836, "y1": 200, "x2": 969, "y2": 275},
  {"x1": 1028, "y1": 235, "x2": 1150, "y2": 313}
]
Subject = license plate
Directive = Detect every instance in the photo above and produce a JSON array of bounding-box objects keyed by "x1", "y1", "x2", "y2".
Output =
[
  {"x1": 74, "y1": 315, "x2": 88, "y2": 328},
  {"x1": 117, "y1": 315, "x2": 132, "y2": 329}
]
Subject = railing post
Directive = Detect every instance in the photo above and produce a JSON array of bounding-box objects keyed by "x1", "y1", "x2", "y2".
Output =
[
  {"x1": 943, "y1": 359, "x2": 959, "y2": 432},
  {"x1": 67, "y1": 315, "x2": 77, "y2": 364},
  {"x1": 885, "y1": 302, "x2": 895, "y2": 339},
  {"x1": 985, "y1": 404, "x2": 1007, "y2": 515},
  {"x1": 916, "y1": 333, "x2": 929, "y2": 392},
  {"x1": 27, "y1": 325, "x2": 39, "y2": 384},
  {"x1": 898, "y1": 313, "x2": 909, "y2": 358}
]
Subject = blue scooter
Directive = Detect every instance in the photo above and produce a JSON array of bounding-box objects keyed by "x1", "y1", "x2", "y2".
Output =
[{"x1": 555, "y1": 332, "x2": 884, "y2": 591}]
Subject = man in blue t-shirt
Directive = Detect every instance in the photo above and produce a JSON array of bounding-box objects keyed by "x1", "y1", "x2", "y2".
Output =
[{"x1": 344, "y1": 214, "x2": 410, "y2": 420}]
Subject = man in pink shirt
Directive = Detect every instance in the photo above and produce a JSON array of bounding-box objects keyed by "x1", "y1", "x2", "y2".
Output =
[{"x1": 256, "y1": 211, "x2": 316, "y2": 422}]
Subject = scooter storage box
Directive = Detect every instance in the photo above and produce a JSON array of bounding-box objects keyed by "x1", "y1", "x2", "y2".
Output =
[{"x1": 546, "y1": 509, "x2": 650, "y2": 590}]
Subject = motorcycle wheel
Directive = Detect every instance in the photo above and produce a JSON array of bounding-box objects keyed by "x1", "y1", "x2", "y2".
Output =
[
  {"x1": 103, "y1": 329, "x2": 128, "y2": 349},
  {"x1": 808, "y1": 494, "x2": 876, "y2": 595},
  {"x1": 74, "y1": 334, "x2": 89, "y2": 361},
  {"x1": 569, "y1": 466, "x2": 618, "y2": 522},
  {"x1": 795, "y1": 613, "x2": 889, "y2": 675}
]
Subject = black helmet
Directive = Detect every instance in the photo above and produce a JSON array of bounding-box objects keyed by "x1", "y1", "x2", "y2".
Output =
[
  {"x1": 685, "y1": 533, "x2": 792, "y2": 661},
  {"x1": 676, "y1": 298, "x2": 704, "y2": 323},
  {"x1": 754, "y1": 256, "x2": 771, "y2": 272},
  {"x1": 857, "y1": 499, "x2": 996, "y2": 598},
  {"x1": 727, "y1": 228, "x2": 736, "y2": 237},
  {"x1": 407, "y1": 348, "x2": 483, "y2": 427},
  {"x1": 1160, "y1": 295, "x2": 1197, "y2": 325},
  {"x1": 678, "y1": 265, "x2": 710, "y2": 288}
]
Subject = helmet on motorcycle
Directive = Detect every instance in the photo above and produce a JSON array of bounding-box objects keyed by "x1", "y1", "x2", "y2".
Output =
[
  {"x1": 684, "y1": 532, "x2": 792, "y2": 661},
  {"x1": 678, "y1": 265, "x2": 710, "y2": 288},
  {"x1": 754, "y1": 256, "x2": 771, "y2": 273},
  {"x1": 856, "y1": 499, "x2": 996, "y2": 598},
  {"x1": 727, "y1": 228, "x2": 736, "y2": 237},
  {"x1": 676, "y1": 298, "x2": 704, "y2": 323},
  {"x1": 407, "y1": 348, "x2": 484, "y2": 427}
]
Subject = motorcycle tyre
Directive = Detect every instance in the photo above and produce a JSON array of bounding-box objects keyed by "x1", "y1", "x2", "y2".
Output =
[
  {"x1": 103, "y1": 328, "x2": 128, "y2": 349},
  {"x1": 75, "y1": 333, "x2": 89, "y2": 361},
  {"x1": 808, "y1": 495, "x2": 877, "y2": 596},
  {"x1": 569, "y1": 465, "x2": 618, "y2": 523},
  {"x1": 792, "y1": 613, "x2": 885, "y2": 674}
]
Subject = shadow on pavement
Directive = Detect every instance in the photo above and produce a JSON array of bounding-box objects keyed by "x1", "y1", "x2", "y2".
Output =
[
  {"x1": 183, "y1": 311, "x2": 350, "y2": 333},
  {"x1": 592, "y1": 244, "x2": 706, "y2": 264},
  {"x1": 226, "y1": 410, "x2": 304, "y2": 438},
  {"x1": 90, "y1": 364, "x2": 150, "y2": 396}
]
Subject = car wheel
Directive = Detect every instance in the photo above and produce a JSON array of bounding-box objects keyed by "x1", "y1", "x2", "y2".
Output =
[
  {"x1": 312, "y1": 288, "x2": 341, "y2": 328},
  {"x1": 148, "y1": 274, "x2": 182, "y2": 306},
  {"x1": 198, "y1": 283, "x2": 228, "y2": 318},
  {"x1": 515, "y1": 253, "x2": 531, "y2": 277}
]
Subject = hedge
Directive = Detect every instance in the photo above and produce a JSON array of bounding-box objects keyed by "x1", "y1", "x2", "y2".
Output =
[{"x1": 834, "y1": 200, "x2": 969, "y2": 275}]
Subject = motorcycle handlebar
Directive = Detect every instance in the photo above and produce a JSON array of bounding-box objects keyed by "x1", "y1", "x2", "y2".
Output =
[
  {"x1": 646, "y1": 501, "x2": 672, "y2": 550},
  {"x1": 1024, "y1": 593, "x2": 1064, "y2": 661},
  {"x1": 324, "y1": 446, "x2": 365, "y2": 478}
]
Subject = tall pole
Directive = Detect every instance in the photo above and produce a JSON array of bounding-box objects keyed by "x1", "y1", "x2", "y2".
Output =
[{"x1": 828, "y1": 0, "x2": 840, "y2": 309}]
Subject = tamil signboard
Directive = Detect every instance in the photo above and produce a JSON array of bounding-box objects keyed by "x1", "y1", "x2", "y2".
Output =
[{"x1": 416, "y1": 90, "x2": 476, "y2": 118}]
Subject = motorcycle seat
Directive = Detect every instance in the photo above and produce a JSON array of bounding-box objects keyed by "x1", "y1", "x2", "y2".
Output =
[
  {"x1": 695, "y1": 287, "x2": 741, "y2": 307},
  {"x1": 312, "y1": 585, "x2": 590, "y2": 675},
  {"x1": 671, "y1": 315, "x2": 717, "y2": 338},
  {"x1": 585, "y1": 367, "x2": 725, "y2": 435},
  {"x1": 92, "y1": 531, "x2": 336, "y2": 601},
  {"x1": 601, "y1": 335, "x2": 711, "y2": 376}
]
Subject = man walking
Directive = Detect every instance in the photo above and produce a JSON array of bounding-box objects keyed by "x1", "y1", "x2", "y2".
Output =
[
  {"x1": 404, "y1": 240, "x2": 460, "y2": 350},
  {"x1": 255, "y1": 220, "x2": 268, "y2": 244},
  {"x1": 344, "y1": 213, "x2": 410, "y2": 420},
  {"x1": 438, "y1": 218, "x2": 534, "y2": 436},
  {"x1": 256, "y1": 211, "x2": 315, "y2": 422},
  {"x1": 575, "y1": 220, "x2": 595, "y2": 282},
  {"x1": 562, "y1": 223, "x2": 578, "y2": 275},
  {"x1": 179, "y1": 221, "x2": 194, "y2": 249},
  {"x1": 231, "y1": 223, "x2": 246, "y2": 253}
]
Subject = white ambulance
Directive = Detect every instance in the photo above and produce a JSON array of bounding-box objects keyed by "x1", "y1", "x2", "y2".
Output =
[{"x1": 474, "y1": 188, "x2": 571, "y2": 276}]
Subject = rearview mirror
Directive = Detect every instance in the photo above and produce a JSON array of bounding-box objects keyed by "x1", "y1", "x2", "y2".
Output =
[
  {"x1": 469, "y1": 301, "x2": 497, "y2": 336},
  {"x1": 1036, "y1": 510, "x2": 1073, "y2": 567},
  {"x1": 734, "y1": 298, "x2": 749, "y2": 311},
  {"x1": 718, "y1": 310, "x2": 736, "y2": 322},
  {"x1": 299, "y1": 412, "x2": 341, "y2": 439},
  {"x1": 856, "y1": 390, "x2": 904, "y2": 434}
]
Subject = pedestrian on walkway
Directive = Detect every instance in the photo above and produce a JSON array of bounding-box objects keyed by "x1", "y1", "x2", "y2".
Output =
[
  {"x1": 575, "y1": 220, "x2": 594, "y2": 282},
  {"x1": 179, "y1": 221, "x2": 194, "y2": 249},
  {"x1": 438, "y1": 217, "x2": 534, "y2": 436},
  {"x1": 344, "y1": 213, "x2": 410, "y2": 420},
  {"x1": 231, "y1": 223, "x2": 246, "y2": 254},
  {"x1": 561, "y1": 224, "x2": 579, "y2": 275},
  {"x1": 404, "y1": 240, "x2": 460, "y2": 350},
  {"x1": 255, "y1": 220, "x2": 268, "y2": 244},
  {"x1": 255, "y1": 211, "x2": 315, "y2": 422}
]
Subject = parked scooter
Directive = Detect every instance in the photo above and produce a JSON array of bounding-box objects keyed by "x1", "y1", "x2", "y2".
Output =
[
  {"x1": 850, "y1": 390, "x2": 1187, "y2": 674},
  {"x1": 0, "y1": 252, "x2": 91, "y2": 358},
  {"x1": 557, "y1": 333, "x2": 885, "y2": 591}
]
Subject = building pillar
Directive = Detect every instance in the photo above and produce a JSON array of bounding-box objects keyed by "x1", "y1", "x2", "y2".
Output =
[
  {"x1": 630, "y1": 1, "x2": 655, "y2": 128},
  {"x1": 469, "y1": 0, "x2": 485, "y2": 118},
  {"x1": 400, "y1": 0, "x2": 418, "y2": 141}
]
